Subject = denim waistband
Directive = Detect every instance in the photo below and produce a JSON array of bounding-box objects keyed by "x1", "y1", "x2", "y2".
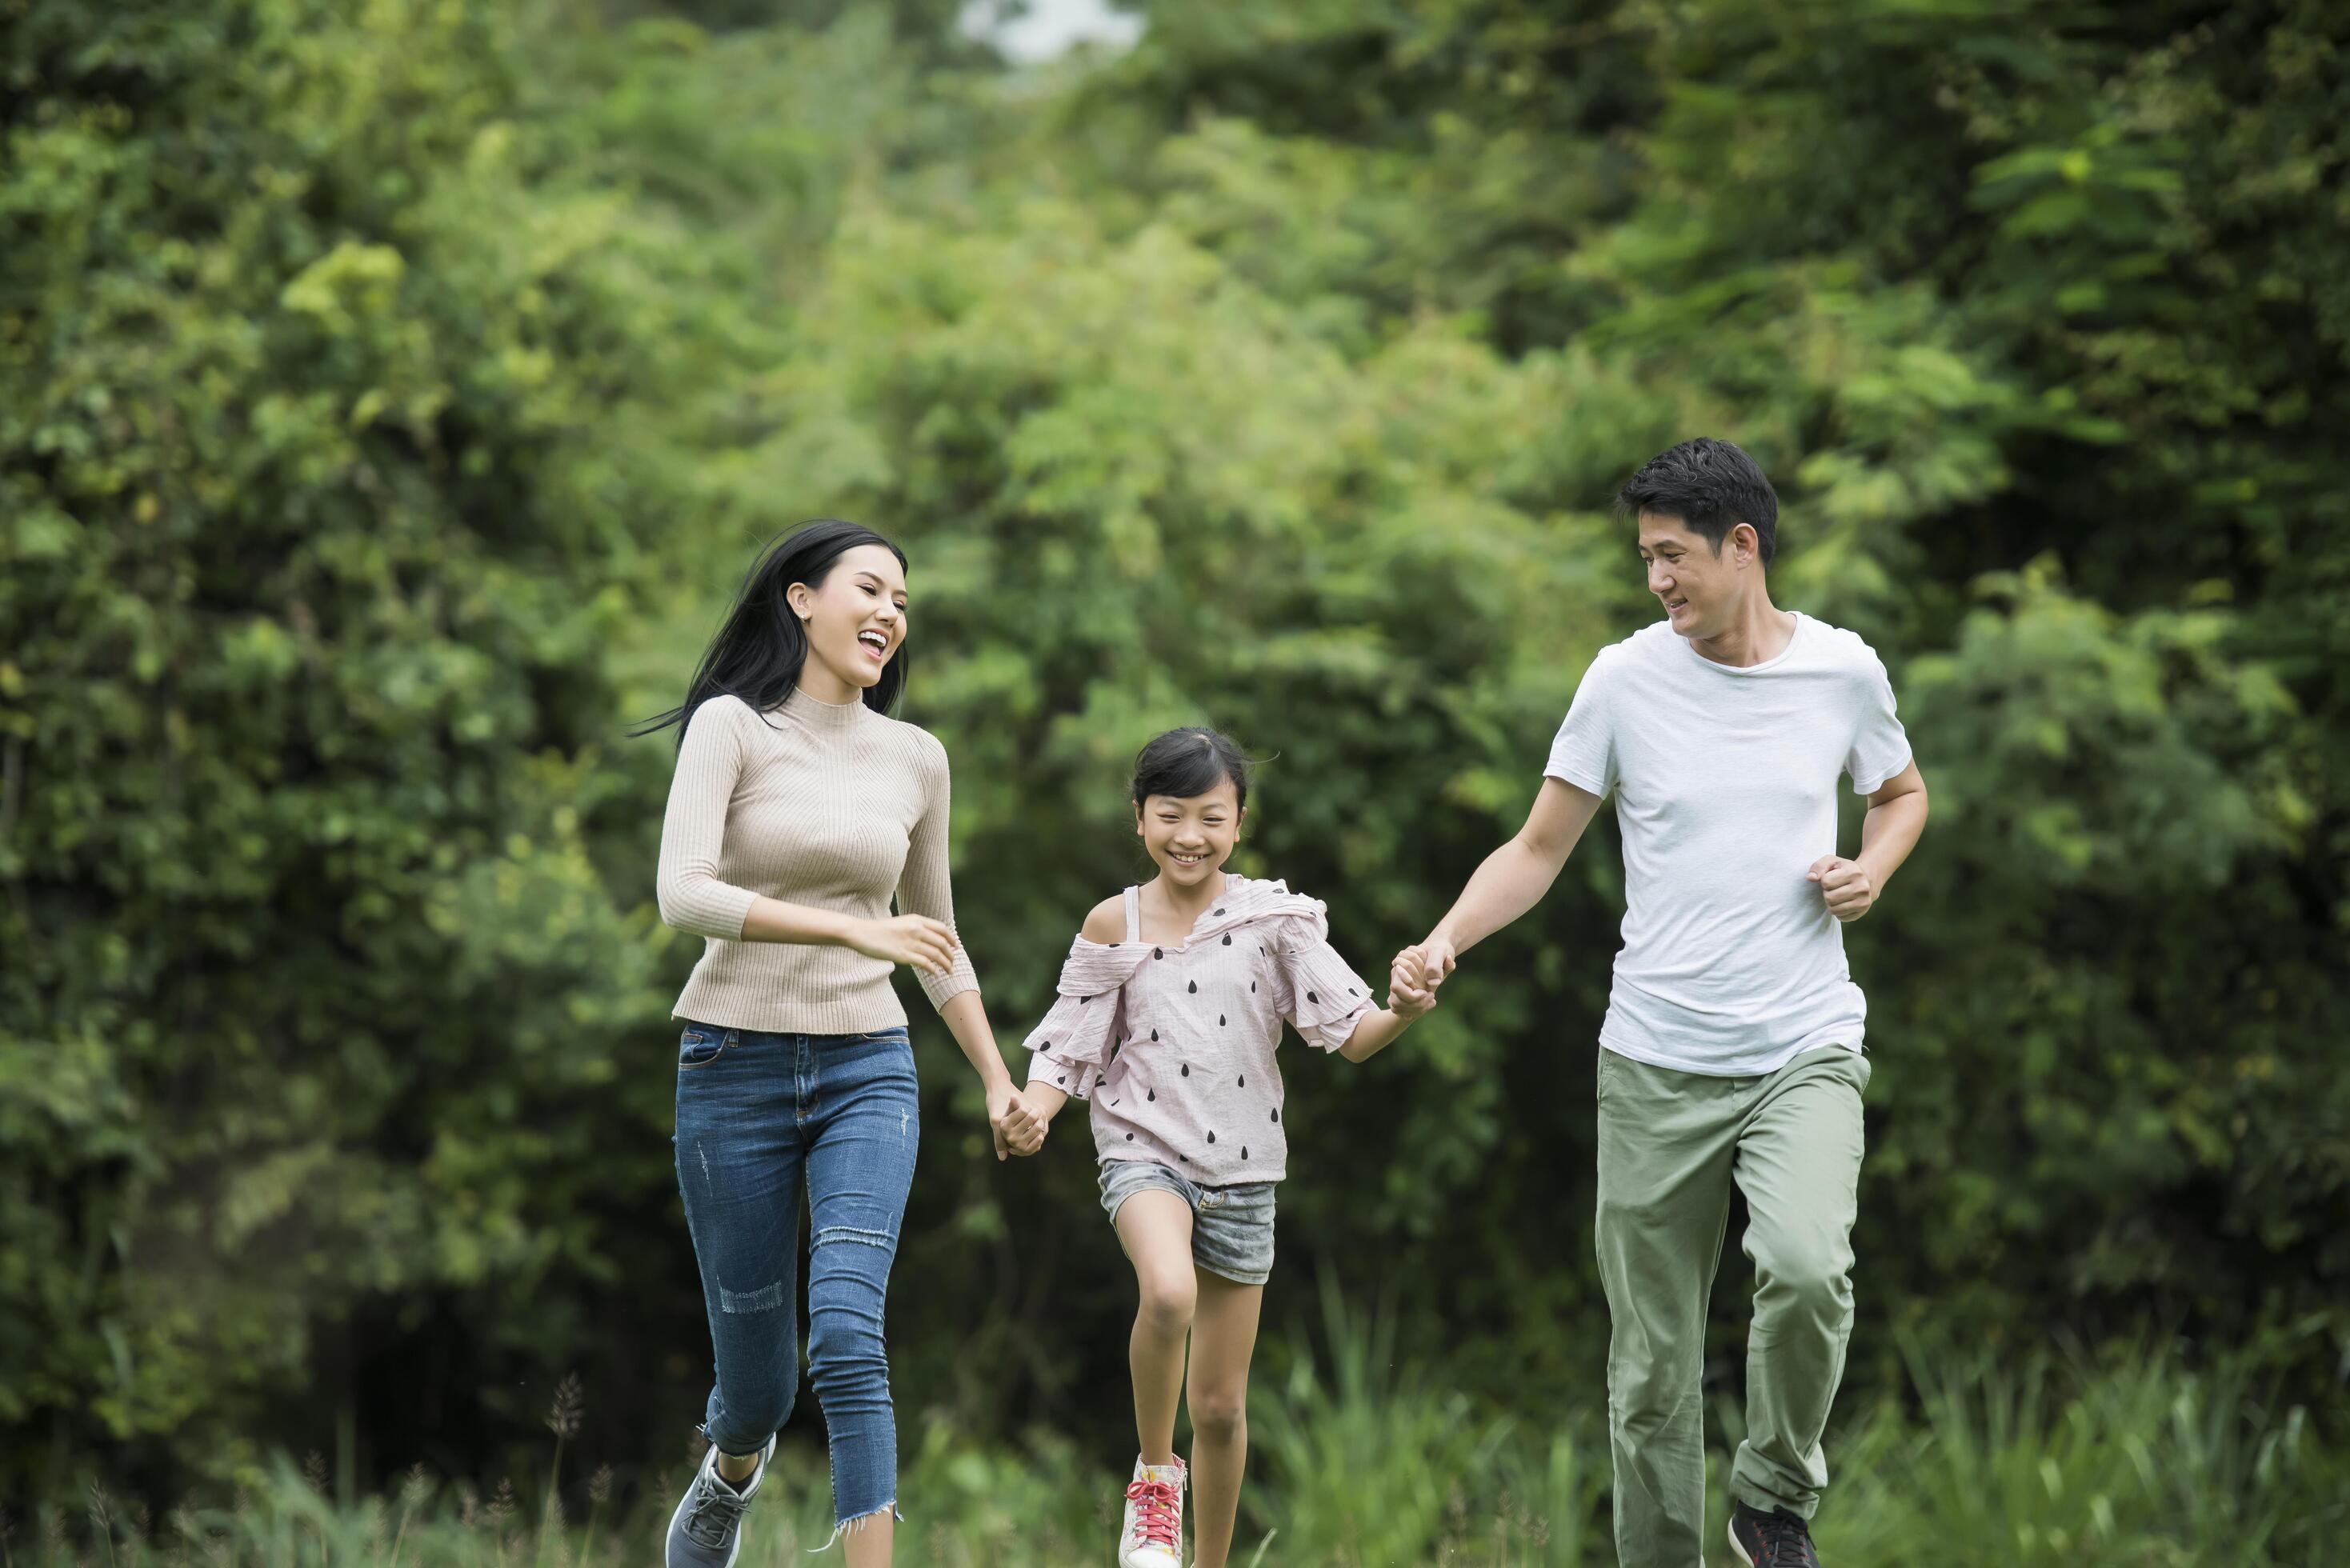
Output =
[{"x1": 681, "y1": 1020, "x2": 907, "y2": 1045}]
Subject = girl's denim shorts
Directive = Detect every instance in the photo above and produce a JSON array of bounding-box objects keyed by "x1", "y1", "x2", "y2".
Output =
[{"x1": 1099, "y1": 1158, "x2": 1276, "y2": 1286}]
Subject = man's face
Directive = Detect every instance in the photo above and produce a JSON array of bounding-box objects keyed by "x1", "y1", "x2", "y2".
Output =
[{"x1": 1637, "y1": 510, "x2": 1753, "y2": 639}]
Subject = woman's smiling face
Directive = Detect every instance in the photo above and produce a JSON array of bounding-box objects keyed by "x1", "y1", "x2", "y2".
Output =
[
  {"x1": 789, "y1": 542, "x2": 907, "y2": 693},
  {"x1": 1136, "y1": 775, "x2": 1244, "y2": 889}
]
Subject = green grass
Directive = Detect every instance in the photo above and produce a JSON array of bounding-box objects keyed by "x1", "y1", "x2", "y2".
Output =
[{"x1": 30, "y1": 1310, "x2": 2344, "y2": 1567}]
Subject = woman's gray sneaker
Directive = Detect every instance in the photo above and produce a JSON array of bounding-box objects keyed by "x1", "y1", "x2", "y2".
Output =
[{"x1": 665, "y1": 1434, "x2": 776, "y2": 1568}]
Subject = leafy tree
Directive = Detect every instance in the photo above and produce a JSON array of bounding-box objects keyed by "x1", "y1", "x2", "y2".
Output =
[{"x1": 0, "y1": 0, "x2": 712, "y2": 1496}]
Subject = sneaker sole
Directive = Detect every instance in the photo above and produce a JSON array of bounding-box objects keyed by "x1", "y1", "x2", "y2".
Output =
[{"x1": 1727, "y1": 1519, "x2": 1755, "y2": 1567}]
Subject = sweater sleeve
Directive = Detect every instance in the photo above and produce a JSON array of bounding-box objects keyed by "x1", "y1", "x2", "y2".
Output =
[
  {"x1": 1021, "y1": 952, "x2": 1126, "y2": 1101},
  {"x1": 897, "y1": 735, "x2": 982, "y2": 1010},
  {"x1": 655, "y1": 698, "x2": 763, "y2": 940},
  {"x1": 1267, "y1": 907, "x2": 1375, "y2": 1053}
]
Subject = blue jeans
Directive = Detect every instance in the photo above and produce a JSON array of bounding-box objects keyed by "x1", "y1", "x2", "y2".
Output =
[{"x1": 674, "y1": 1021, "x2": 919, "y2": 1532}]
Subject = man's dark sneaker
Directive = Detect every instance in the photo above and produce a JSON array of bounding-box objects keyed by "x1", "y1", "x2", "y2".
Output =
[
  {"x1": 665, "y1": 1433, "x2": 776, "y2": 1568},
  {"x1": 1727, "y1": 1502, "x2": 1822, "y2": 1568}
]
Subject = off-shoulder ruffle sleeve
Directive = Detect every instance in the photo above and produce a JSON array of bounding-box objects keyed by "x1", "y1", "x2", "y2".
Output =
[
  {"x1": 1021, "y1": 936, "x2": 1150, "y2": 1101},
  {"x1": 1266, "y1": 905, "x2": 1376, "y2": 1052}
]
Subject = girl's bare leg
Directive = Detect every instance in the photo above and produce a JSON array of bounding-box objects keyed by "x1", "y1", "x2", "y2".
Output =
[
  {"x1": 1114, "y1": 1190, "x2": 1199, "y2": 1464},
  {"x1": 1183, "y1": 1269, "x2": 1264, "y2": 1568}
]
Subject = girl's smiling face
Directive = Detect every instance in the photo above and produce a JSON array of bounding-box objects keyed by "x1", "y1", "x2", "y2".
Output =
[{"x1": 1136, "y1": 776, "x2": 1244, "y2": 890}]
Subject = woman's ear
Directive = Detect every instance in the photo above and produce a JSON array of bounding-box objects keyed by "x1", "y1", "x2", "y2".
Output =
[{"x1": 787, "y1": 582, "x2": 814, "y2": 622}]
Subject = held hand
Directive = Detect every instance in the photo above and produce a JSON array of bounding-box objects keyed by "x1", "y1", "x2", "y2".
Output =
[
  {"x1": 1387, "y1": 940, "x2": 1450, "y2": 1014},
  {"x1": 847, "y1": 914, "x2": 960, "y2": 977},
  {"x1": 989, "y1": 1079, "x2": 1045, "y2": 1160},
  {"x1": 1019, "y1": 1082, "x2": 1063, "y2": 1124},
  {"x1": 1387, "y1": 958, "x2": 1439, "y2": 1022},
  {"x1": 1807, "y1": 856, "x2": 1876, "y2": 922},
  {"x1": 1395, "y1": 938, "x2": 1457, "y2": 991},
  {"x1": 1386, "y1": 952, "x2": 1427, "y2": 1014}
]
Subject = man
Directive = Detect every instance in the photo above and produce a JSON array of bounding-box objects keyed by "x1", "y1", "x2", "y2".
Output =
[{"x1": 1392, "y1": 437, "x2": 1929, "y2": 1567}]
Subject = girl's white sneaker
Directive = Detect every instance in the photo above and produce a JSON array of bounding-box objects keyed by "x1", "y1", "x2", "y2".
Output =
[{"x1": 1117, "y1": 1453, "x2": 1186, "y2": 1568}]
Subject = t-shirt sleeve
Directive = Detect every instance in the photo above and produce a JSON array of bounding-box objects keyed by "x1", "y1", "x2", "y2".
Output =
[
  {"x1": 1845, "y1": 648, "x2": 1912, "y2": 794},
  {"x1": 1543, "y1": 650, "x2": 1619, "y2": 796}
]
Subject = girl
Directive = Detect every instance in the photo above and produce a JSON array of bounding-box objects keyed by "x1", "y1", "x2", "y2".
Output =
[
  {"x1": 1017, "y1": 728, "x2": 1435, "y2": 1568},
  {"x1": 646, "y1": 519, "x2": 1043, "y2": 1568}
]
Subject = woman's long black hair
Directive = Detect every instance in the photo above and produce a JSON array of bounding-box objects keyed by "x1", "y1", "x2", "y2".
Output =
[{"x1": 635, "y1": 519, "x2": 911, "y2": 746}]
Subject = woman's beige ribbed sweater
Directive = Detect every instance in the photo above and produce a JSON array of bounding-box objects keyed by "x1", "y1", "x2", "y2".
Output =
[{"x1": 656, "y1": 688, "x2": 980, "y2": 1034}]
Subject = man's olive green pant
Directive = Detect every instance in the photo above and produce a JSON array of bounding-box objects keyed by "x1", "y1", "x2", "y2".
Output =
[{"x1": 1595, "y1": 1044, "x2": 1871, "y2": 1568}]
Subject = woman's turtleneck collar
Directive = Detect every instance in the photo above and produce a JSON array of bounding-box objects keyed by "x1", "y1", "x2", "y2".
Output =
[{"x1": 779, "y1": 682, "x2": 875, "y2": 731}]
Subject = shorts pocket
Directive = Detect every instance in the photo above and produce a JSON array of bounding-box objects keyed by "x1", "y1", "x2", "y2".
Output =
[{"x1": 679, "y1": 1026, "x2": 734, "y2": 1068}]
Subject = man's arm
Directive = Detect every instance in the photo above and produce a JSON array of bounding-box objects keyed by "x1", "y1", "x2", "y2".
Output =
[
  {"x1": 1391, "y1": 777, "x2": 1605, "y2": 1004},
  {"x1": 1808, "y1": 759, "x2": 1928, "y2": 922}
]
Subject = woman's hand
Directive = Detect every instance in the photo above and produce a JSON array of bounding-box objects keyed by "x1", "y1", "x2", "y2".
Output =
[
  {"x1": 991, "y1": 1078, "x2": 1046, "y2": 1159},
  {"x1": 1387, "y1": 962, "x2": 1440, "y2": 1022},
  {"x1": 846, "y1": 914, "x2": 960, "y2": 976}
]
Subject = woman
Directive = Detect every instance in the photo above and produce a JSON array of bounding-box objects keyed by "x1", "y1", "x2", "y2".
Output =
[{"x1": 646, "y1": 519, "x2": 1042, "y2": 1566}]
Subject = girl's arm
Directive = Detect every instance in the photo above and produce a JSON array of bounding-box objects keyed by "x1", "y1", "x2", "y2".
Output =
[
  {"x1": 1336, "y1": 985, "x2": 1435, "y2": 1063},
  {"x1": 1020, "y1": 1078, "x2": 1073, "y2": 1125},
  {"x1": 1017, "y1": 895, "x2": 1126, "y2": 1126},
  {"x1": 1271, "y1": 906, "x2": 1436, "y2": 1063}
]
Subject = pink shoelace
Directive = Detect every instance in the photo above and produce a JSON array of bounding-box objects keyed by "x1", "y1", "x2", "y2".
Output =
[{"x1": 1125, "y1": 1478, "x2": 1181, "y2": 1548}]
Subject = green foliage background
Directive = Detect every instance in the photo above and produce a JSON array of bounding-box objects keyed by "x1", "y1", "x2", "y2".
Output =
[{"x1": 4, "y1": 0, "x2": 2344, "y2": 1521}]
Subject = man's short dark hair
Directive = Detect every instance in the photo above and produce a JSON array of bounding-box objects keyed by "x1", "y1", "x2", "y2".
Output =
[{"x1": 1616, "y1": 437, "x2": 1780, "y2": 566}]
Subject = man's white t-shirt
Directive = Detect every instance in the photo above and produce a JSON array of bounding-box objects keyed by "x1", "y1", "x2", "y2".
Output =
[{"x1": 1544, "y1": 612, "x2": 1912, "y2": 1078}]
